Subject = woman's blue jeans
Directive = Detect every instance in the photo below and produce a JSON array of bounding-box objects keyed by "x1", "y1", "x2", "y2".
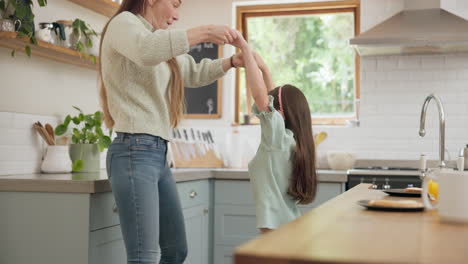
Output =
[{"x1": 106, "y1": 132, "x2": 187, "y2": 264}]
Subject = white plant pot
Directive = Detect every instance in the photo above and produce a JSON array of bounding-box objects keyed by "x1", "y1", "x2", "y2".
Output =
[{"x1": 41, "y1": 145, "x2": 72, "y2": 173}]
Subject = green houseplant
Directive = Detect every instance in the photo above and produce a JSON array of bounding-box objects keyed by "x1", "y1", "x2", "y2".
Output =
[
  {"x1": 0, "y1": 0, "x2": 47, "y2": 57},
  {"x1": 72, "y1": 18, "x2": 98, "y2": 64},
  {"x1": 55, "y1": 106, "x2": 112, "y2": 172}
]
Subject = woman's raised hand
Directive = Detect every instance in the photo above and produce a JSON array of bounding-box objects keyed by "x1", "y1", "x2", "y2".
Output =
[
  {"x1": 230, "y1": 30, "x2": 248, "y2": 49},
  {"x1": 188, "y1": 25, "x2": 237, "y2": 46},
  {"x1": 205, "y1": 25, "x2": 238, "y2": 45}
]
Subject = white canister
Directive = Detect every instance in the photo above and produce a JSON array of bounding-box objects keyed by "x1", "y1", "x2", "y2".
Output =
[
  {"x1": 36, "y1": 23, "x2": 56, "y2": 45},
  {"x1": 224, "y1": 130, "x2": 243, "y2": 168},
  {"x1": 41, "y1": 145, "x2": 72, "y2": 173},
  {"x1": 0, "y1": 18, "x2": 20, "y2": 32}
]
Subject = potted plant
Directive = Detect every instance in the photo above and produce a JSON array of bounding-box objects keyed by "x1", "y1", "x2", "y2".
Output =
[
  {"x1": 55, "y1": 106, "x2": 112, "y2": 172},
  {"x1": 0, "y1": 0, "x2": 47, "y2": 57},
  {"x1": 71, "y1": 18, "x2": 98, "y2": 64}
]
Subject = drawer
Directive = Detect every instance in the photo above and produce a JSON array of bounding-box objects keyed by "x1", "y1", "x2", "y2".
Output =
[
  {"x1": 177, "y1": 180, "x2": 210, "y2": 209},
  {"x1": 214, "y1": 180, "x2": 254, "y2": 206},
  {"x1": 90, "y1": 192, "x2": 120, "y2": 231},
  {"x1": 89, "y1": 225, "x2": 126, "y2": 264}
]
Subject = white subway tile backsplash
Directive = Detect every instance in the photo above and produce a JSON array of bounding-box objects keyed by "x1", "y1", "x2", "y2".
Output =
[
  {"x1": 387, "y1": 71, "x2": 411, "y2": 81},
  {"x1": 417, "y1": 80, "x2": 445, "y2": 92},
  {"x1": 12, "y1": 113, "x2": 38, "y2": 129},
  {"x1": 398, "y1": 56, "x2": 422, "y2": 70},
  {"x1": 0, "y1": 161, "x2": 40, "y2": 176},
  {"x1": 0, "y1": 112, "x2": 55, "y2": 175},
  {"x1": 311, "y1": 53, "x2": 468, "y2": 162},
  {"x1": 377, "y1": 57, "x2": 398, "y2": 70},
  {"x1": 0, "y1": 112, "x2": 13, "y2": 128},
  {"x1": 445, "y1": 54, "x2": 468, "y2": 68},
  {"x1": 456, "y1": 69, "x2": 468, "y2": 79},
  {"x1": 433, "y1": 70, "x2": 458, "y2": 80},
  {"x1": 444, "y1": 104, "x2": 468, "y2": 116},
  {"x1": 409, "y1": 71, "x2": 436, "y2": 81},
  {"x1": 361, "y1": 58, "x2": 377, "y2": 70},
  {"x1": 421, "y1": 56, "x2": 446, "y2": 69},
  {"x1": 365, "y1": 71, "x2": 388, "y2": 81}
]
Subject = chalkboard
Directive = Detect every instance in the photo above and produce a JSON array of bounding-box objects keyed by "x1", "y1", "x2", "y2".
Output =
[{"x1": 184, "y1": 42, "x2": 222, "y2": 118}]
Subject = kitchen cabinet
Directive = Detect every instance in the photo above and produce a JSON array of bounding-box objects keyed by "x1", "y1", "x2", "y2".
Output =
[
  {"x1": 89, "y1": 225, "x2": 126, "y2": 264},
  {"x1": 0, "y1": 191, "x2": 125, "y2": 264},
  {"x1": 213, "y1": 180, "x2": 344, "y2": 264},
  {"x1": 177, "y1": 180, "x2": 212, "y2": 264},
  {"x1": 0, "y1": 180, "x2": 212, "y2": 264},
  {"x1": 0, "y1": 171, "x2": 345, "y2": 264}
]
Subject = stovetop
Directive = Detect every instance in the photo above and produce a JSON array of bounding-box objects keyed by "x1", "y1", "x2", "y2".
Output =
[
  {"x1": 353, "y1": 166, "x2": 419, "y2": 171},
  {"x1": 347, "y1": 166, "x2": 421, "y2": 176}
]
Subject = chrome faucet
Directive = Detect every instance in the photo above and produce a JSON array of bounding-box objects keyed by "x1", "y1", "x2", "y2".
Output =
[{"x1": 419, "y1": 93, "x2": 446, "y2": 168}]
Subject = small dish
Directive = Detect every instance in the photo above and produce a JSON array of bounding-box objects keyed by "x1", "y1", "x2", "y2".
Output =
[
  {"x1": 357, "y1": 199, "x2": 425, "y2": 212},
  {"x1": 382, "y1": 189, "x2": 421, "y2": 197}
]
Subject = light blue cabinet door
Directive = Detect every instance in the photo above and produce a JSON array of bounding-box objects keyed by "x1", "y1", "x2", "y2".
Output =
[
  {"x1": 214, "y1": 205, "x2": 258, "y2": 246},
  {"x1": 89, "y1": 225, "x2": 126, "y2": 264},
  {"x1": 183, "y1": 204, "x2": 209, "y2": 264},
  {"x1": 213, "y1": 245, "x2": 236, "y2": 264},
  {"x1": 298, "y1": 182, "x2": 345, "y2": 214},
  {"x1": 213, "y1": 180, "x2": 344, "y2": 264}
]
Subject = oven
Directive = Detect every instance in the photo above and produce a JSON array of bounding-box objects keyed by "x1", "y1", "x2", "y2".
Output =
[{"x1": 346, "y1": 166, "x2": 422, "y2": 190}]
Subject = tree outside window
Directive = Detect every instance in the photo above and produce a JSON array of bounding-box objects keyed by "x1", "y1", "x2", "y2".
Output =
[{"x1": 236, "y1": 1, "x2": 360, "y2": 125}]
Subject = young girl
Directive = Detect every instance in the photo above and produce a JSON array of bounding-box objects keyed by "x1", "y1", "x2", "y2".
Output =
[{"x1": 234, "y1": 32, "x2": 318, "y2": 233}]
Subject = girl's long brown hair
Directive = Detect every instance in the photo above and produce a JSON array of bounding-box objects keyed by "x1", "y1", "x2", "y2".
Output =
[
  {"x1": 269, "y1": 85, "x2": 317, "y2": 205},
  {"x1": 99, "y1": 0, "x2": 185, "y2": 129}
]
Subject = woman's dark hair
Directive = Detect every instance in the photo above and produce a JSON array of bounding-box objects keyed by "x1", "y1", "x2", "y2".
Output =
[
  {"x1": 99, "y1": 0, "x2": 185, "y2": 128},
  {"x1": 269, "y1": 84, "x2": 317, "y2": 205}
]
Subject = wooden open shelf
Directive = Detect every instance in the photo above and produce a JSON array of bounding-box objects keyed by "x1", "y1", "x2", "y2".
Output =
[
  {"x1": 0, "y1": 32, "x2": 98, "y2": 70},
  {"x1": 68, "y1": 0, "x2": 119, "y2": 17}
]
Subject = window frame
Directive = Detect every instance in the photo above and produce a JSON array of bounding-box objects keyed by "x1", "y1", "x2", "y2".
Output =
[{"x1": 234, "y1": 0, "x2": 361, "y2": 126}]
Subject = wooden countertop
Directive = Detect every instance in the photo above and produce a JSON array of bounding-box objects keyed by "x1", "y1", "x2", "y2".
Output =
[
  {"x1": 0, "y1": 169, "x2": 347, "y2": 193},
  {"x1": 234, "y1": 184, "x2": 468, "y2": 264}
]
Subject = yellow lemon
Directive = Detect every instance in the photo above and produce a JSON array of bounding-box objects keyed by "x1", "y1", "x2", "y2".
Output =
[
  {"x1": 428, "y1": 179, "x2": 439, "y2": 200},
  {"x1": 314, "y1": 132, "x2": 327, "y2": 147}
]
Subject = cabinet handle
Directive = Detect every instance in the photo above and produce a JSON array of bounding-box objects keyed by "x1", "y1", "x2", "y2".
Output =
[
  {"x1": 203, "y1": 208, "x2": 209, "y2": 215},
  {"x1": 113, "y1": 203, "x2": 118, "y2": 213},
  {"x1": 189, "y1": 191, "x2": 198, "y2": 198}
]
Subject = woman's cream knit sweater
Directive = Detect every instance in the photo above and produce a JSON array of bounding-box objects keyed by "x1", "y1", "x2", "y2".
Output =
[{"x1": 101, "y1": 11, "x2": 226, "y2": 141}]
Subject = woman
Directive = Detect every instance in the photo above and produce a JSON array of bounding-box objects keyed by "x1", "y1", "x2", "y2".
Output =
[{"x1": 99, "y1": 0, "x2": 241, "y2": 263}]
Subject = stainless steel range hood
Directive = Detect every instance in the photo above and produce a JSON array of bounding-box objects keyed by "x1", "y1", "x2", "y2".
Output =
[{"x1": 350, "y1": 8, "x2": 468, "y2": 56}]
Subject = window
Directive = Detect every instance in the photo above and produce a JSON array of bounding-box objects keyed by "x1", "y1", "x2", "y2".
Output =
[{"x1": 235, "y1": 0, "x2": 360, "y2": 125}]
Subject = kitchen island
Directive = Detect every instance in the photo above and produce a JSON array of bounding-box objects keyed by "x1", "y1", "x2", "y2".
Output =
[{"x1": 235, "y1": 184, "x2": 468, "y2": 264}]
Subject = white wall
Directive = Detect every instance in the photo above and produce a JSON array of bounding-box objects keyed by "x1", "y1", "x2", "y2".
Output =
[
  {"x1": 442, "y1": 0, "x2": 468, "y2": 19},
  {"x1": 0, "y1": 0, "x2": 107, "y2": 117},
  {"x1": 405, "y1": 0, "x2": 440, "y2": 10}
]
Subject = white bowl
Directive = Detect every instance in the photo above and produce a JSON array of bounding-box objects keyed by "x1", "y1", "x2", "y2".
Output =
[{"x1": 326, "y1": 151, "x2": 356, "y2": 170}]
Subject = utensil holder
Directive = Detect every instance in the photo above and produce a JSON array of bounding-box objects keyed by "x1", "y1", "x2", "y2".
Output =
[{"x1": 41, "y1": 145, "x2": 72, "y2": 173}]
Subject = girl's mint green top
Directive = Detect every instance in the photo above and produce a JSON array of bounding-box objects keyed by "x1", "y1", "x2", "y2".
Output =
[{"x1": 248, "y1": 96, "x2": 301, "y2": 229}]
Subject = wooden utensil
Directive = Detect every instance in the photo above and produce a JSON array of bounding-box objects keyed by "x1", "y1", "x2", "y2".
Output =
[
  {"x1": 34, "y1": 122, "x2": 53, "y2": 145},
  {"x1": 45, "y1": 123, "x2": 55, "y2": 145}
]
